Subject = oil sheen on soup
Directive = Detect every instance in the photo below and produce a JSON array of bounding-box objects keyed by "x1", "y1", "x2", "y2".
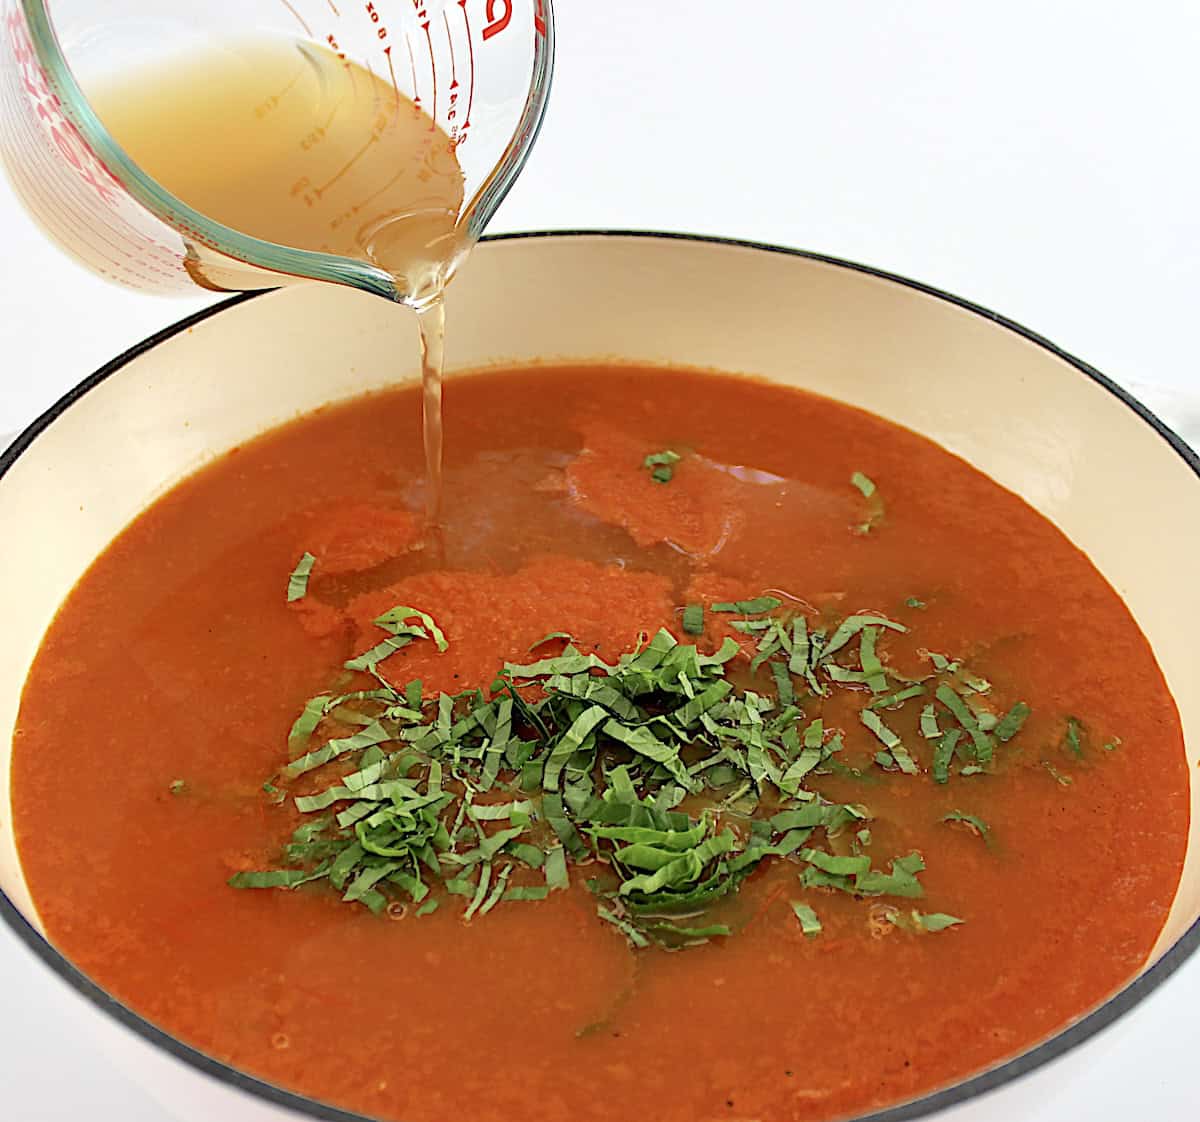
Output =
[{"x1": 12, "y1": 365, "x2": 1189, "y2": 1122}]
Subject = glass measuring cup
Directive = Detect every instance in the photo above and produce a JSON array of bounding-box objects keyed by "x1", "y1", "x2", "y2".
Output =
[{"x1": 0, "y1": 0, "x2": 554, "y2": 304}]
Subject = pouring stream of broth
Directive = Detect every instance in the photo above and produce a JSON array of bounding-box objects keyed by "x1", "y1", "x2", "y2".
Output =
[{"x1": 89, "y1": 38, "x2": 469, "y2": 524}]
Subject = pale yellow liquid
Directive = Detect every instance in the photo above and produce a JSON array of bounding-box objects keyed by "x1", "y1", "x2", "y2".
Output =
[{"x1": 90, "y1": 40, "x2": 470, "y2": 520}]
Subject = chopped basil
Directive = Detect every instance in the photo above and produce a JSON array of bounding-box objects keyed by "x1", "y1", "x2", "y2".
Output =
[
  {"x1": 711, "y1": 596, "x2": 784, "y2": 615},
  {"x1": 942, "y1": 810, "x2": 991, "y2": 842},
  {"x1": 286, "y1": 552, "x2": 315, "y2": 602},
  {"x1": 477, "y1": 864, "x2": 513, "y2": 916},
  {"x1": 228, "y1": 869, "x2": 315, "y2": 889},
  {"x1": 641, "y1": 920, "x2": 732, "y2": 947},
  {"x1": 344, "y1": 635, "x2": 413, "y2": 675},
  {"x1": 851, "y1": 472, "x2": 877, "y2": 499},
  {"x1": 799, "y1": 848, "x2": 871, "y2": 876},
  {"x1": 994, "y1": 701, "x2": 1030, "y2": 742},
  {"x1": 643, "y1": 449, "x2": 681, "y2": 484},
  {"x1": 286, "y1": 720, "x2": 392, "y2": 779},
  {"x1": 1063, "y1": 716, "x2": 1085, "y2": 759},
  {"x1": 936, "y1": 685, "x2": 994, "y2": 764},
  {"x1": 791, "y1": 901, "x2": 822, "y2": 937},
  {"x1": 861, "y1": 710, "x2": 918, "y2": 775},
  {"x1": 860, "y1": 708, "x2": 900, "y2": 749},
  {"x1": 858, "y1": 627, "x2": 888, "y2": 693},
  {"x1": 869, "y1": 684, "x2": 926, "y2": 710},
  {"x1": 505, "y1": 885, "x2": 550, "y2": 903},
  {"x1": 597, "y1": 903, "x2": 650, "y2": 949},
  {"x1": 288, "y1": 694, "x2": 331, "y2": 751},
  {"x1": 545, "y1": 846, "x2": 569, "y2": 892},
  {"x1": 528, "y1": 631, "x2": 573, "y2": 652},
  {"x1": 374, "y1": 605, "x2": 450, "y2": 652},
  {"x1": 932, "y1": 729, "x2": 962, "y2": 784},
  {"x1": 854, "y1": 852, "x2": 926, "y2": 898},
  {"x1": 240, "y1": 576, "x2": 1072, "y2": 951},
  {"x1": 913, "y1": 911, "x2": 963, "y2": 933},
  {"x1": 463, "y1": 863, "x2": 493, "y2": 921},
  {"x1": 850, "y1": 472, "x2": 885, "y2": 532},
  {"x1": 467, "y1": 799, "x2": 535, "y2": 822}
]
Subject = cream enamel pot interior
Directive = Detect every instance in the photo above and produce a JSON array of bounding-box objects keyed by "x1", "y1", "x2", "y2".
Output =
[{"x1": 1, "y1": 233, "x2": 1197, "y2": 1122}]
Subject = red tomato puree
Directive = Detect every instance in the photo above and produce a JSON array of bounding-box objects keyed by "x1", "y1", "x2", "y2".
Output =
[{"x1": 11, "y1": 365, "x2": 1189, "y2": 1121}]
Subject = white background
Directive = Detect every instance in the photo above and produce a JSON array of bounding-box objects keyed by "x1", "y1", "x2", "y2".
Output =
[{"x1": 1, "y1": 2, "x2": 1198, "y2": 1120}]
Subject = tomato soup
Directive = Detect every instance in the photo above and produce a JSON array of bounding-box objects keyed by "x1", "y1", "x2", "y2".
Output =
[{"x1": 12, "y1": 365, "x2": 1189, "y2": 1122}]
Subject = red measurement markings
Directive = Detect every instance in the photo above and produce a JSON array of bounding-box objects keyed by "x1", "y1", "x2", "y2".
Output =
[
  {"x1": 404, "y1": 32, "x2": 420, "y2": 107},
  {"x1": 458, "y1": 0, "x2": 476, "y2": 140},
  {"x1": 7, "y1": 9, "x2": 121, "y2": 207},
  {"x1": 326, "y1": 32, "x2": 347, "y2": 62},
  {"x1": 482, "y1": 0, "x2": 511, "y2": 40},
  {"x1": 444, "y1": 10, "x2": 458, "y2": 86},
  {"x1": 415, "y1": 4, "x2": 438, "y2": 128},
  {"x1": 535, "y1": 0, "x2": 547, "y2": 37},
  {"x1": 368, "y1": 1, "x2": 402, "y2": 99},
  {"x1": 279, "y1": 0, "x2": 314, "y2": 36},
  {"x1": 383, "y1": 42, "x2": 400, "y2": 98},
  {"x1": 7, "y1": 11, "x2": 187, "y2": 283},
  {"x1": 443, "y1": 10, "x2": 460, "y2": 138}
]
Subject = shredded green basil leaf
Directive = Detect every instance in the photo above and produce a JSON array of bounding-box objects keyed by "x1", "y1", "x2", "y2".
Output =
[
  {"x1": 913, "y1": 911, "x2": 963, "y2": 933},
  {"x1": 229, "y1": 869, "x2": 315, "y2": 890},
  {"x1": 545, "y1": 846, "x2": 569, "y2": 892},
  {"x1": 643, "y1": 449, "x2": 681, "y2": 484},
  {"x1": 850, "y1": 472, "x2": 885, "y2": 532},
  {"x1": 1063, "y1": 716, "x2": 1085, "y2": 759},
  {"x1": 992, "y1": 702, "x2": 1030, "y2": 742},
  {"x1": 851, "y1": 472, "x2": 876, "y2": 499},
  {"x1": 287, "y1": 552, "x2": 316, "y2": 603},
  {"x1": 942, "y1": 810, "x2": 991, "y2": 842},
  {"x1": 791, "y1": 901, "x2": 822, "y2": 937},
  {"x1": 711, "y1": 596, "x2": 784, "y2": 615},
  {"x1": 505, "y1": 885, "x2": 550, "y2": 903}
]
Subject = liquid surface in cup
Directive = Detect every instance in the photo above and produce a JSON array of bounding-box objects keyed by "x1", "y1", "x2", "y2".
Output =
[{"x1": 88, "y1": 38, "x2": 467, "y2": 303}]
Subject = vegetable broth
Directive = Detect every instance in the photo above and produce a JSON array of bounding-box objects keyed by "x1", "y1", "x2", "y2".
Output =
[
  {"x1": 89, "y1": 38, "x2": 467, "y2": 519},
  {"x1": 89, "y1": 39, "x2": 466, "y2": 298}
]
